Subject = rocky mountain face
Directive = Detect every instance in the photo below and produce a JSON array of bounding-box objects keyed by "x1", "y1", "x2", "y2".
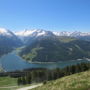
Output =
[
  {"x1": 0, "y1": 28, "x2": 23, "y2": 46},
  {"x1": 15, "y1": 29, "x2": 55, "y2": 44},
  {"x1": 0, "y1": 28, "x2": 22, "y2": 56}
]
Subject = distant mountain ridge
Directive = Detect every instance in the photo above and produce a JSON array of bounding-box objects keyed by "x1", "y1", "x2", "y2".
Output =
[
  {"x1": 0, "y1": 28, "x2": 15, "y2": 37},
  {"x1": 0, "y1": 28, "x2": 90, "y2": 42},
  {"x1": 53, "y1": 31, "x2": 90, "y2": 37},
  {"x1": 15, "y1": 29, "x2": 90, "y2": 37},
  {"x1": 15, "y1": 29, "x2": 90, "y2": 42},
  {"x1": 15, "y1": 29, "x2": 55, "y2": 44},
  {"x1": 0, "y1": 28, "x2": 90, "y2": 37},
  {"x1": 1, "y1": 28, "x2": 90, "y2": 44}
]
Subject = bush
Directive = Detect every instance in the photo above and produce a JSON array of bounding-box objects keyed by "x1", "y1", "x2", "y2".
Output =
[{"x1": 43, "y1": 81, "x2": 47, "y2": 85}]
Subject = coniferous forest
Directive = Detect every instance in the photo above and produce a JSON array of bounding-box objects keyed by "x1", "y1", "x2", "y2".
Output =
[{"x1": 13, "y1": 62, "x2": 90, "y2": 85}]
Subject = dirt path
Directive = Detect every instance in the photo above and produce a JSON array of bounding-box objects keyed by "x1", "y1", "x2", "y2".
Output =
[
  {"x1": 0, "y1": 86, "x2": 18, "y2": 88},
  {"x1": 16, "y1": 84, "x2": 43, "y2": 90}
]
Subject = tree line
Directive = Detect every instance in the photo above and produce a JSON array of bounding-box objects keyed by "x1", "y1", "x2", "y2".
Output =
[{"x1": 17, "y1": 62, "x2": 90, "y2": 85}]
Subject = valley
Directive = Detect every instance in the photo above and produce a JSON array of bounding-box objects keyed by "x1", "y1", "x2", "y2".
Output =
[
  {"x1": 1, "y1": 28, "x2": 90, "y2": 71},
  {"x1": 0, "y1": 28, "x2": 90, "y2": 90},
  {"x1": 0, "y1": 49, "x2": 89, "y2": 72}
]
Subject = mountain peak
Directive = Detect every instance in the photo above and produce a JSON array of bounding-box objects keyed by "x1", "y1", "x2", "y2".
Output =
[
  {"x1": 0, "y1": 28, "x2": 14, "y2": 37},
  {"x1": 0, "y1": 28, "x2": 8, "y2": 33},
  {"x1": 53, "y1": 31, "x2": 90, "y2": 37},
  {"x1": 15, "y1": 29, "x2": 53, "y2": 37}
]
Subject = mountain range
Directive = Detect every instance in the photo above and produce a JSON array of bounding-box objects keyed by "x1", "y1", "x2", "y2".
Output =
[
  {"x1": 1, "y1": 28, "x2": 90, "y2": 62},
  {"x1": 15, "y1": 29, "x2": 90, "y2": 42},
  {"x1": 0, "y1": 28, "x2": 90, "y2": 43}
]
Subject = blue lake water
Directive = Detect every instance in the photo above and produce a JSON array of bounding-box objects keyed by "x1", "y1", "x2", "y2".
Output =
[{"x1": 0, "y1": 51, "x2": 89, "y2": 72}]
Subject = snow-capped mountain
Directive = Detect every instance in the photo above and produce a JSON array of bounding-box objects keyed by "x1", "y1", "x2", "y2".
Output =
[
  {"x1": 0, "y1": 28, "x2": 23, "y2": 47},
  {"x1": 0, "y1": 28, "x2": 15, "y2": 37},
  {"x1": 1, "y1": 27, "x2": 90, "y2": 44},
  {"x1": 15, "y1": 29, "x2": 90, "y2": 43},
  {"x1": 1, "y1": 27, "x2": 90, "y2": 40},
  {"x1": 53, "y1": 31, "x2": 90, "y2": 37},
  {"x1": 53, "y1": 31, "x2": 72, "y2": 36},
  {"x1": 15, "y1": 29, "x2": 54, "y2": 37},
  {"x1": 15, "y1": 29, "x2": 54, "y2": 43},
  {"x1": 70, "y1": 31, "x2": 90, "y2": 37},
  {"x1": 15, "y1": 29, "x2": 90, "y2": 39},
  {"x1": 53, "y1": 31, "x2": 90, "y2": 41}
]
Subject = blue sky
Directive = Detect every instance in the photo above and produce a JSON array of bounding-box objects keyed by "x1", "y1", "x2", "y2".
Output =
[{"x1": 0, "y1": 0, "x2": 90, "y2": 32}]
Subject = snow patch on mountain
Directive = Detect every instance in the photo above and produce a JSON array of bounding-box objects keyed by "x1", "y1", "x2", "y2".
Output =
[
  {"x1": 15, "y1": 29, "x2": 51, "y2": 37},
  {"x1": 1, "y1": 27, "x2": 90, "y2": 42},
  {"x1": 15, "y1": 29, "x2": 54, "y2": 41},
  {"x1": 0, "y1": 28, "x2": 14, "y2": 37},
  {"x1": 53, "y1": 31, "x2": 72, "y2": 36},
  {"x1": 53, "y1": 31, "x2": 90, "y2": 37},
  {"x1": 15, "y1": 29, "x2": 37, "y2": 36}
]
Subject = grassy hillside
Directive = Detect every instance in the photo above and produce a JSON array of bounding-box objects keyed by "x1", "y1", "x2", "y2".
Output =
[
  {"x1": 0, "y1": 76, "x2": 17, "y2": 90},
  {"x1": 0, "y1": 77, "x2": 17, "y2": 87},
  {"x1": 0, "y1": 76, "x2": 30, "y2": 90},
  {"x1": 32, "y1": 70, "x2": 90, "y2": 90}
]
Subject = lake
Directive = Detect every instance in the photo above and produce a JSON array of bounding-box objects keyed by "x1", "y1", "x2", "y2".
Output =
[{"x1": 0, "y1": 51, "x2": 89, "y2": 72}]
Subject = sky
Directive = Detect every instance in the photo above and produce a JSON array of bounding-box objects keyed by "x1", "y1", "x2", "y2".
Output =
[{"x1": 0, "y1": 0, "x2": 90, "y2": 32}]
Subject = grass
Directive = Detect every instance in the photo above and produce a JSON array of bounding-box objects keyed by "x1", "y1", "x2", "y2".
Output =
[
  {"x1": 31, "y1": 70, "x2": 90, "y2": 90},
  {"x1": 0, "y1": 70, "x2": 90, "y2": 90},
  {"x1": 0, "y1": 76, "x2": 37, "y2": 90},
  {"x1": 23, "y1": 47, "x2": 43, "y2": 61},
  {"x1": 0, "y1": 76, "x2": 18, "y2": 90},
  {"x1": 0, "y1": 76, "x2": 18, "y2": 87},
  {"x1": 59, "y1": 37, "x2": 76, "y2": 43}
]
